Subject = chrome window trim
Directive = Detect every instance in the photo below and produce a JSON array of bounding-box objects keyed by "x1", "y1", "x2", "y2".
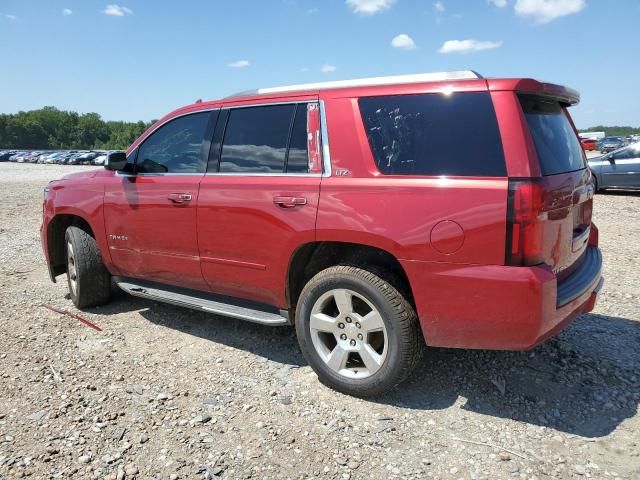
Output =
[
  {"x1": 204, "y1": 100, "x2": 331, "y2": 178},
  {"x1": 204, "y1": 172, "x2": 322, "y2": 178},
  {"x1": 319, "y1": 100, "x2": 332, "y2": 178},
  {"x1": 115, "y1": 171, "x2": 206, "y2": 177},
  {"x1": 221, "y1": 100, "x2": 313, "y2": 109},
  {"x1": 120, "y1": 101, "x2": 333, "y2": 179}
]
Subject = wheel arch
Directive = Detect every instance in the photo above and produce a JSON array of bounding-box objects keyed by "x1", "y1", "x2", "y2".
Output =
[
  {"x1": 47, "y1": 214, "x2": 97, "y2": 280},
  {"x1": 286, "y1": 241, "x2": 415, "y2": 314}
]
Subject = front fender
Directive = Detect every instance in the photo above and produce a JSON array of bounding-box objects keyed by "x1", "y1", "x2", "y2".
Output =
[{"x1": 43, "y1": 179, "x2": 119, "y2": 278}]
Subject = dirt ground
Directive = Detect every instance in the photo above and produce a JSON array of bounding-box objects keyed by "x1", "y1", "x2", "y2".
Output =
[{"x1": 0, "y1": 163, "x2": 638, "y2": 480}]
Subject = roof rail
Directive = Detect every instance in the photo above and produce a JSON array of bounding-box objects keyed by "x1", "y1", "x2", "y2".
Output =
[{"x1": 226, "y1": 70, "x2": 483, "y2": 98}]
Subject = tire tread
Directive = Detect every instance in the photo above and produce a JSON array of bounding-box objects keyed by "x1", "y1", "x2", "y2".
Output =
[{"x1": 65, "y1": 226, "x2": 111, "y2": 308}]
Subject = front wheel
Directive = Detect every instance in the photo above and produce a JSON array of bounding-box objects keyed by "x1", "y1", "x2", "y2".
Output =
[
  {"x1": 295, "y1": 266, "x2": 423, "y2": 397},
  {"x1": 65, "y1": 226, "x2": 111, "y2": 309}
]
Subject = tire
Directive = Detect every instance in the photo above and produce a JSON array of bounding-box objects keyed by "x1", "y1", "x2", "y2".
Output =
[
  {"x1": 295, "y1": 266, "x2": 423, "y2": 397},
  {"x1": 64, "y1": 226, "x2": 111, "y2": 309}
]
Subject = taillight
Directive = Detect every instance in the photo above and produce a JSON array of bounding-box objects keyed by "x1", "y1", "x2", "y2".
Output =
[{"x1": 505, "y1": 179, "x2": 545, "y2": 266}]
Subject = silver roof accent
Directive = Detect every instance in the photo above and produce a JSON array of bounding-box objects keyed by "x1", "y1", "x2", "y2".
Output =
[{"x1": 226, "y1": 70, "x2": 483, "y2": 99}]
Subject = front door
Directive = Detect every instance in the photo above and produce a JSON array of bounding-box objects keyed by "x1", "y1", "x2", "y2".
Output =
[
  {"x1": 197, "y1": 101, "x2": 323, "y2": 307},
  {"x1": 104, "y1": 110, "x2": 215, "y2": 291},
  {"x1": 602, "y1": 145, "x2": 640, "y2": 188}
]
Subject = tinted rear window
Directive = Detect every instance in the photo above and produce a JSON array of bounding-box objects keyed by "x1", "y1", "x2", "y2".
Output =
[
  {"x1": 220, "y1": 105, "x2": 295, "y2": 173},
  {"x1": 519, "y1": 95, "x2": 585, "y2": 175},
  {"x1": 358, "y1": 92, "x2": 506, "y2": 176}
]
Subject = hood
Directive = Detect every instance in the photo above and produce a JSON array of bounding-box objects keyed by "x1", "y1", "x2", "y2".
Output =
[{"x1": 58, "y1": 169, "x2": 101, "y2": 181}]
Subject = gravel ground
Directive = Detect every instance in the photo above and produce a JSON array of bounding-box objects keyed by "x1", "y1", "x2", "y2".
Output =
[{"x1": 0, "y1": 163, "x2": 638, "y2": 480}]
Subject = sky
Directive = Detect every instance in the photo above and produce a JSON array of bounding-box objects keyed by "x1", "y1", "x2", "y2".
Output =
[{"x1": 1, "y1": 0, "x2": 638, "y2": 128}]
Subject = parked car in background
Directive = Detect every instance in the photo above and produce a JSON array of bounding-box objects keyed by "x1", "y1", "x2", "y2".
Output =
[
  {"x1": 56, "y1": 151, "x2": 78, "y2": 164},
  {"x1": 43, "y1": 152, "x2": 67, "y2": 164},
  {"x1": 66, "y1": 152, "x2": 88, "y2": 165},
  {"x1": 599, "y1": 136, "x2": 625, "y2": 153},
  {"x1": 581, "y1": 138, "x2": 597, "y2": 151},
  {"x1": 37, "y1": 152, "x2": 53, "y2": 163},
  {"x1": 0, "y1": 150, "x2": 17, "y2": 161},
  {"x1": 93, "y1": 153, "x2": 107, "y2": 165},
  {"x1": 21, "y1": 151, "x2": 42, "y2": 163},
  {"x1": 77, "y1": 151, "x2": 99, "y2": 164},
  {"x1": 9, "y1": 151, "x2": 28, "y2": 162},
  {"x1": 40, "y1": 71, "x2": 603, "y2": 397},
  {"x1": 589, "y1": 142, "x2": 640, "y2": 191}
]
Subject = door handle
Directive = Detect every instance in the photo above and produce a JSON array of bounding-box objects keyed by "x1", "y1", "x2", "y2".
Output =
[
  {"x1": 273, "y1": 196, "x2": 307, "y2": 208},
  {"x1": 168, "y1": 193, "x2": 193, "y2": 204}
]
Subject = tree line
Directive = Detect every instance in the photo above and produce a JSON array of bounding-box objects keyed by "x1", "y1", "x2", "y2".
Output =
[
  {"x1": 1, "y1": 107, "x2": 638, "y2": 150},
  {"x1": 579, "y1": 126, "x2": 640, "y2": 137},
  {"x1": 0, "y1": 107, "x2": 155, "y2": 150}
]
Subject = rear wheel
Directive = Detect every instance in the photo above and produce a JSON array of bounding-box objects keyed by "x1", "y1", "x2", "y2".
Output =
[
  {"x1": 295, "y1": 266, "x2": 423, "y2": 397},
  {"x1": 65, "y1": 226, "x2": 111, "y2": 308}
]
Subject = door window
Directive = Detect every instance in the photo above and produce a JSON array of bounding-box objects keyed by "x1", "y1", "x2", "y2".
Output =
[
  {"x1": 613, "y1": 147, "x2": 639, "y2": 160},
  {"x1": 286, "y1": 105, "x2": 309, "y2": 173},
  {"x1": 216, "y1": 103, "x2": 318, "y2": 174},
  {"x1": 220, "y1": 105, "x2": 295, "y2": 173},
  {"x1": 137, "y1": 112, "x2": 211, "y2": 174}
]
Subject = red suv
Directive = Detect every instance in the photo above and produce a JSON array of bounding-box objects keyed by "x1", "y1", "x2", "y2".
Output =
[{"x1": 41, "y1": 71, "x2": 603, "y2": 396}]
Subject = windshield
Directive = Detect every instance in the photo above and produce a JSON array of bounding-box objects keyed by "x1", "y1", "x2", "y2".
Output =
[{"x1": 519, "y1": 94, "x2": 586, "y2": 176}]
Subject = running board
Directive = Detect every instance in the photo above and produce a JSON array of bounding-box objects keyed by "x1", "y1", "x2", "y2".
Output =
[{"x1": 114, "y1": 277, "x2": 289, "y2": 326}]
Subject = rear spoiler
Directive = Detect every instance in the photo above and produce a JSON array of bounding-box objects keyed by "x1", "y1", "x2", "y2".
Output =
[{"x1": 487, "y1": 78, "x2": 580, "y2": 106}]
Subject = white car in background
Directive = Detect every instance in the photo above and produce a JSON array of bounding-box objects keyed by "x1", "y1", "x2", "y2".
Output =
[{"x1": 93, "y1": 154, "x2": 107, "y2": 165}]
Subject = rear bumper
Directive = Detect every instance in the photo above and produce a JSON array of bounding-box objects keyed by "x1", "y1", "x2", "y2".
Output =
[{"x1": 401, "y1": 246, "x2": 603, "y2": 350}]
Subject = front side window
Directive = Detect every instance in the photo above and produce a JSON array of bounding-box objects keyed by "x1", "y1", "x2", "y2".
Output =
[
  {"x1": 359, "y1": 92, "x2": 506, "y2": 176},
  {"x1": 613, "y1": 146, "x2": 639, "y2": 160},
  {"x1": 136, "y1": 112, "x2": 210, "y2": 174}
]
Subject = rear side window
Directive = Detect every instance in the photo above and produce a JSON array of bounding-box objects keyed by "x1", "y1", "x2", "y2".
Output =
[
  {"x1": 519, "y1": 95, "x2": 585, "y2": 175},
  {"x1": 286, "y1": 105, "x2": 309, "y2": 173},
  {"x1": 358, "y1": 92, "x2": 506, "y2": 176},
  {"x1": 220, "y1": 105, "x2": 294, "y2": 173}
]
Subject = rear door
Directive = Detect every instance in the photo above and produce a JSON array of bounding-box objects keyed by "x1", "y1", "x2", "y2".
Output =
[
  {"x1": 518, "y1": 95, "x2": 592, "y2": 276},
  {"x1": 197, "y1": 100, "x2": 322, "y2": 307},
  {"x1": 104, "y1": 110, "x2": 215, "y2": 291}
]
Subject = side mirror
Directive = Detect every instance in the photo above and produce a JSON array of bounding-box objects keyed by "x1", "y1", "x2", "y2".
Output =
[
  {"x1": 607, "y1": 154, "x2": 615, "y2": 163},
  {"x1": 104, "y1": 151, "x2": 128, "y2": 171}
]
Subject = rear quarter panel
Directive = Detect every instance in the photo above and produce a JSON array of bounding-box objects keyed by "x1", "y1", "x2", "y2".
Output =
[{"x1": 316, "y1": 94, "x2": 508, "y2": 265}]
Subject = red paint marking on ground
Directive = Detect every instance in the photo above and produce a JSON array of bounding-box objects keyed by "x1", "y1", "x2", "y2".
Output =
[{"x1": 41, "y1": 304, "x2": 102, "y2": 332}]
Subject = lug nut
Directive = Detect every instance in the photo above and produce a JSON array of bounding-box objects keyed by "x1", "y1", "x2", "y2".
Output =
[
  {"x1": 338, "y1": 322, "x2": 345, "y2": 329},
  {"x1": 340, "y1": 334, "x2": 347, "y2": 340},
  {"x1": 355, "y1": 322, "x2": 361, "y2": 329},
  {"x1": 345, "y1": 317, "x2": 352, "y2": 323},
  {"x1": 357, "y1": 333, "x2": 363, "y2": 340},
  {"x1": 350, "y1": 339, "x2": 356, "y2": 346}
]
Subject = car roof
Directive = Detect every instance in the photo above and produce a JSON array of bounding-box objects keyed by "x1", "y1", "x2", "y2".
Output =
[{"x1": 126, "y1": 71, "x2": 580, "y2": 155}]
